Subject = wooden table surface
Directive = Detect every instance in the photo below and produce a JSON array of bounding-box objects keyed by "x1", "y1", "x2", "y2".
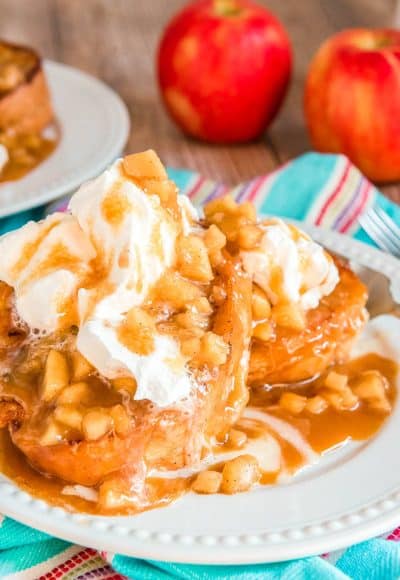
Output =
[{"x1": 1, "y1": 0, "x2": 399, "y2": 203}]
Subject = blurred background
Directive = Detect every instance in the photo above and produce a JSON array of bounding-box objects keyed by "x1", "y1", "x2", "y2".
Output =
[{"x1": 0, "y1": 0, "x2": 396, "y2": 189}]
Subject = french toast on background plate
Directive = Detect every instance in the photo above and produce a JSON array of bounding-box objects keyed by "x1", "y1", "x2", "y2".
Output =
[{"x1": 0, "y1": 40, "x2": 57, "y2": 182}]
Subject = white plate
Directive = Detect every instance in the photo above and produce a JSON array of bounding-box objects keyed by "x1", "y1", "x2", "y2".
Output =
[
  {"x1": 0, "y1": 61, "x2": 129, "y2": 218},
  {"x1": 0, "y1": 228, "x2": 399, "y2": 565}
]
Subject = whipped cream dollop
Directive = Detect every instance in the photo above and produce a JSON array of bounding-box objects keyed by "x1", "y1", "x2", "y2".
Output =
[
  {"x1": 0, "y1": 157, "x2": 200, "y2": 407},
  {"x1": 241, "y1": 219, "x2": 339, "y2": 310},
  {"x1": 0, "y1": 144, "x2": 9, "y2": 174},
  {"x1": 0, "y1": 212, "x2": 95, "y2": 330},
  {"x1": 69, "y1": 161, "x2": 179, "y2": 322}
]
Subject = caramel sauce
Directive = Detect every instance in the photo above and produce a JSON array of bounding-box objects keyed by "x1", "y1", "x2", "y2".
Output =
[
  {"x1": 250, "y1": 353, "x2": 397, "y2": 456},
  {"x1": 101, "y1": 185, "x2": 133, "y2": 227},
  {"x1": 11, "y1": 218, "x2": 61, "y2": 278},
  {"x1": 0, "y1": 429, "x2": 99, "y2": 514},
  {"x1": 269, "y1": 265, "x2": 284, "y2": 302},
  {"x1": 229, "y1": 418, "x2": 305, "y2": 484},
  {"x1": 0, "y1": 124, "x2": 60, "y2": 183},
  {"x1": 117, "y1": 308, "x2": 155, "y2": 356},
  {"x1": 0, "y1": 428, "x2": 192, "y2": 516},
  {"x1": 211, "y1": 353, "x2": 398, "y2": 488},
  {"x1": 23, "y1": 242, "x2": 83, "y2": 290},
  {"x1": 0, "y1": 337, "x2": 397, "y2": 514}
]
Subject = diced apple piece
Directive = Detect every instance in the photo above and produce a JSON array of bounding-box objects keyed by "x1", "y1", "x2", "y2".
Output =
[
  {"x1": 141, "y1": 178, "x2": 177, "y2": 204},
  {"x1": 305, "y1": 395, "x2": 328, "y2": 414},
  {"x1": 57, "y1": 382, "x2": 91, "y2": 405},
  {"x1": 98, "y1": 479, "x2": 126, "y2": 509},
  {"x1": 352, "y1": 371, "x2": 391, "y2": 413},
  {"x1": 352, "y1": 371, "x2": 387, "y2": 401},
  {"x1": 340, "y1": 387, "x2": 359, "y2": 410},
  {"x1": 54, "y1": 405, "x2": 83, "y2": 431},
  {"x1": 324, "y1": 371, "x2": 348, "y2": 392},
  {"x1": 208, "y1": 249, "x2": 224, "y2": 268},
  {"x1": 111, "y1": 376, "x2": 137, "y2": 395},
  {"x1": 204, "y1": 195, "x2": 237, "y2": 218},
  {"x1": 221, "y1": 455, "x2": 260, "y2": 494},
  {"x1": 110, "y1": 404, "x2": 130, "y2": 437},
  {"x1": 175, "y1": 309, "x2": 209, "y2": 331},
  {"x1": 211, "y1": 284, "x2": 227, "y2": 305},
  {"x1": 321, "y1": 388, "x2": 358, "y2": 411},
  {"x1": 198, "y1": 332, "x2": 229, "y2": 367},
  {"x1": 369, "y1": 398, "x2": 392, "y2": 413},
  {"x1": 122, "y1": 150, "x2": 168, "y2": 181},
  {"x1": 191, "y1": 297, "x2": 213, "y2": 315},
  {"x1": 237, "y1": 224, "x2": 263, "y2": 250},
  {"x1": 320, "y1": 390, "x2": 343, "y2": 411},
  {"x1": 192, "y1": 470, "x2": 222, "y2": 494},
  {"x1": 204, "y1": 224, "x2": 226, "y2": 253},
  {"x1": 156, "y1": 271, "x2": 203, "y2": 309},
  {"x1": 40, "y1": 350, "x2": 69, "y2": 402},
  {"x1": 253, "y1": 321, "x2": 273, "y2": 341},
  {"x1": 279, "y1": 392, "x2": 307, "y2": 414},
  {"x1": 82, "y1": 410, "x2": 112, "y2": 441},
  {"x1": 177, "y1": 235, "x2": 213, "y2": 282},
  {"x1": 181, "y1": 336, "x2": 201, "y2": 358},
  {"x1": 272, "y1": 303, "x2": 306, "y2": 331},
  {"x1": 39, "y1": 420, "x2": 62, "y2": 446},
  {"x1": 71, "y1": 351, "x2": 93, "y2": 382},
  {"x1": 252, "y1": 285, "x2": 271, "y2": 321}
]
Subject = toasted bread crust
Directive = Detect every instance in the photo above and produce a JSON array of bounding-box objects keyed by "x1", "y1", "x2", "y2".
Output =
[
  {"x1": 248, "y1": 261, "x2": 368, "y2": 386},
  {"x1": 205, "y1": 258, "x2": 252, "y2": 440},
  {"x1": 0, "y1": 41, "x2": 53, "y2": 134},
  {"x1": 10, "y1": 404, "x2": 156, "y2": 486}
]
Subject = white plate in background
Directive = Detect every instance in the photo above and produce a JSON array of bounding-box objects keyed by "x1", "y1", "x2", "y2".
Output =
[{"x1": 0, "y1": 60, "x2": 130, "y2": 218}]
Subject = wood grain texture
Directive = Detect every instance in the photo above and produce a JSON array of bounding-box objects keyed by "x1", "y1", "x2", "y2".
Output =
[{"x1": 0, "y1": 0, "x2": 398, "y2": 202}]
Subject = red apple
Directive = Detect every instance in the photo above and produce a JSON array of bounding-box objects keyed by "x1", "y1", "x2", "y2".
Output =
[
  {"x1": 157, "y1": 0, "x2": 292, "y2": 143},
  {"x1": 305, "y1": 28, "x2": 400, "y2": 183}
]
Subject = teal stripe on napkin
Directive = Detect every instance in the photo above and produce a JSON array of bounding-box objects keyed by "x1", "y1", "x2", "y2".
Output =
[
  {"x1": 257, "y1": 154, "x2": 339, "y2": 220},
  {"x1": 110, "y1": 553, "x2": 347, "y2": 580},
  {"x1": 0, "y1": 539, "x2": 70, "y2": 577}
]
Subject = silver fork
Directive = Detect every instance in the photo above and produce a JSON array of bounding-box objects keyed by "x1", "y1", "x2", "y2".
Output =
[{"x1": 359, "y1": 203, "x2": 400, "y2": 258}]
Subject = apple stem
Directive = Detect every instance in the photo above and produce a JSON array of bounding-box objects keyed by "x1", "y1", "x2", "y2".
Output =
[{"x1": 213, "y1": 0, "x2": 242, "y2": 17}]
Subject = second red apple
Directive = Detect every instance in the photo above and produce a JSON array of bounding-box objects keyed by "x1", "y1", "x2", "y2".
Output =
[{"x1": 305, "y1": 28, "x2": 400, "y2": 182}]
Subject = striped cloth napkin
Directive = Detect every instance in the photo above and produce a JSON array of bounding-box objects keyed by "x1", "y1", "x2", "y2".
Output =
[{"x1": 0, "y1": 152, "x2": 400, "y2": 580}]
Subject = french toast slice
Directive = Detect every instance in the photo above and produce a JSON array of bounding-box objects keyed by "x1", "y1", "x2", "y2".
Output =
[
  {"x1": 2, "y1": 255, "x2": 251, "y2": 508},
  {"x1": 202, "y1": 195, "x2": 369, "y2": 387},
  {"x1": 0, "y1": 151, "x2": 252, "y2": 512}
]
